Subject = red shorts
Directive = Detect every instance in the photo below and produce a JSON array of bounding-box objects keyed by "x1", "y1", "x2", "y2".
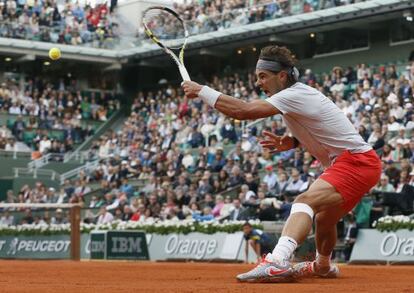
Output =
[{"x1": 319, "y1": 150, "x2": 381, "y2": 212}]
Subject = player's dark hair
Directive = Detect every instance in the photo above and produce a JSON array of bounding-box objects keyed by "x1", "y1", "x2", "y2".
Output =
[
  {"x1": 259, "y1": 45, "x2": 298, "y2": 85},
  {"x1": 259, "y1": 45, "x2": 297, "y2": 68}
]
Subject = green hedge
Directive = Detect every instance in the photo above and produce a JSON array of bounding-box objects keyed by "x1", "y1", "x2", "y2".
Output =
[{"x1": 373, "y1": 215, "x2": 414, "y2": 232}]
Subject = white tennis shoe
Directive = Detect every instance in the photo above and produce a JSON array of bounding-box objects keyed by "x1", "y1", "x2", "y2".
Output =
[{"x1": 293, "y1": 261, "x2": 340, "y2": 279}]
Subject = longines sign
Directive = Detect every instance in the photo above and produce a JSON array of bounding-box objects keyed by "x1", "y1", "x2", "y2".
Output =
[{"x1": 350, "y1": 229, "x2": 414, "y2": 262}]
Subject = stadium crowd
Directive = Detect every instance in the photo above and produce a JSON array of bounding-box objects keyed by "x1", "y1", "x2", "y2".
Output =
[
  {"x1": 0, "y1": 0, "x2": 118, "y2": 48},
  {"x1": 138, "y1": 0, "x2": 366, "y2": 39},
  {"x1": 0, "y1": 0, "x2": 366, "y2": 49},
  {"x1": 0, "y1": 75, "x2": 120, "y2": 153}
]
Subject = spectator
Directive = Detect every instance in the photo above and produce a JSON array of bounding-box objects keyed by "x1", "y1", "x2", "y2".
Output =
[
  {"x1": 210, "y1": 148, "x2": 226, "y2": 172},
  {"x1": 51, "y1": 209, "x2": 68, "y2": 224},
  {"x1": 192, "y1": 206, "x2": 214, "y2": 222},
  {"x1": 285, "y1": 168, "x2": 304, "y2": 194},
  {"x1": 119, "y1": 178, "x2": 134, "y2": 198},
  {"x1": 263, "y1": 164, "x2": 279, "y2": 194},
  {"x1": 244, "y1": 173, "x2": 258, "y2": 194},
  {"x1": 221, "y1": 119, "x2": 237, "y2": 143},
  {"x1": 21, "y1": 209, "x2": 34, "y2": 224},
  {"x1": 203, "y1": 194, "x2": 215, "y2": 209},
  {"x1": 148, "y1": 194, "x2": 161, "y2": 217},
  {"x1": 343, "y1": 212, "x2": 358, "y2": 261},
  {"x1": 12, "y1": 116, "x2": 25, "y2": 141},
  {"x1": 197, "y1": 174, "x2": 213, "y2": 197},
  {"x1": 258, "y1": 200, "x2": 277, "y2": 221},
  {"x1": 212, "y1": 195, "x2": 224, "y2": 217},
  {"x1": 227, "y1": 166, "x2": 244, "y2": 188},
  {"x1": 188, "y1": 126, "x2": 204, "y2": 148},
  {"x1": 96, "y1": 206, "x2": 114, "y2": 224},
  {"x1": 217, "y1": 169, "x2": 229, "y2": 191},
  {"x1": 0, "y1": 210, "x2": 14, "y2": 225},
  {"x1": 277, "y1": 171, "x2": 289, "y2": 195},
  {"x1": 279, "y1": 194, "x2": 293, "y2": 221},
  {"x1": 228, "y1": 198, "x2": 247, "y2": 221}
]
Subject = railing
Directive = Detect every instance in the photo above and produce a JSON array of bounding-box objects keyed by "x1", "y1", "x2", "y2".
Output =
[
  {"x1": 64, "y1": 150, "x2": 99, "y2": 163},
  {"x1": 16, "y1": 158, "x2": 99, "y2": 184},
  {"x1": 27, "y1": 153, "x2": 52, "y2": 169},
  {"x1": 14, "y1": 167, "x2": 59, "y2": 181},
  {"x1": 0, "y1": 150, "x2": 32, "y2": 160},
  {"x1": 26, "y1": 151, "x2": 97, "y2": 169},
  {"x1": 59, "y1": 160, "x2": 100, "y2": 184}
]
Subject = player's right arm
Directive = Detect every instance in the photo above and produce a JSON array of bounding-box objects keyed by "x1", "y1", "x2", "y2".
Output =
[{"x1": 181, "y1": 81, "x2": 280, "y2": 120}]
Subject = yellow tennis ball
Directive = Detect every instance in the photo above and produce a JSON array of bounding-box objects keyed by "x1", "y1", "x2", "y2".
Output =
[{"x1": 49, "y1": 47, "x2": 61, "y2": 60}]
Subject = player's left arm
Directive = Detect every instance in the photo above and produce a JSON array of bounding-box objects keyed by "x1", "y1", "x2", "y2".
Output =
[{"x1": 182, "y1": 81, "x2": 280, "y2": 120}]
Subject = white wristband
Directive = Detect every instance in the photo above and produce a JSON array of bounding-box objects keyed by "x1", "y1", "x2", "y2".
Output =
[{"x1": 198, "y1": 86, "x2": 221, "y2": 108}]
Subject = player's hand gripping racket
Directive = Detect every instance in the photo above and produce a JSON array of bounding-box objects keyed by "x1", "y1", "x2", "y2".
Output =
[{"x1": 142, "y1": 6, "x2": 191, "y2": 81}]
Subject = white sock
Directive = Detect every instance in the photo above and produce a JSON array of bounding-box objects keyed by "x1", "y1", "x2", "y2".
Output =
[
  {"x1": 271, "y1": 236, "x2": 297, "y2": 262},
  {"x1": 316, "y1": 251, "x2": 331, "y2": 267}
]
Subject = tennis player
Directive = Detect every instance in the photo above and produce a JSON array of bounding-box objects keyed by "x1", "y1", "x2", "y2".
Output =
[{"x1": 182, "y1": 45, "x2": 381, "y2": 282}]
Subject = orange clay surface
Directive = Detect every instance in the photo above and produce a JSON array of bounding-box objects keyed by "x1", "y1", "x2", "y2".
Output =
[{"x1": 1, "y1": 261, "x2": 414, "y2": 293}]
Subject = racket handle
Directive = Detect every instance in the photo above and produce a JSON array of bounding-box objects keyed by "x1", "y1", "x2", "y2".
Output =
[{"x1": 178, "y1": 64, "x2": 191, "y2": 81}]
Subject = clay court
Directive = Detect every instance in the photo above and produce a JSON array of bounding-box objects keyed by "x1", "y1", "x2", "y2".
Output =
[{"x1": 1, "y1": 261, "x2": 413, "y2": 293}]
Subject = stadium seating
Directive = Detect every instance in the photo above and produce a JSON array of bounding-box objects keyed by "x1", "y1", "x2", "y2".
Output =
[{"x1": 0, "y1": 0, "x2": 118, "y2": 48}]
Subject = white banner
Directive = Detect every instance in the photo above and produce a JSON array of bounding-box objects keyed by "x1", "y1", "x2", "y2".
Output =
[
  {"x1": 350, "y1": 229, "x2": 414, "y2": 263},
  {"x1": 148, "y1": 232, "x2": 257, "y2": 262}
]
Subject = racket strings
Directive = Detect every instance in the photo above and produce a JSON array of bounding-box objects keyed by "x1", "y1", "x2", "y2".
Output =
[{"x1": 143, "y1": 9, "x2": 186, "y2": 44}]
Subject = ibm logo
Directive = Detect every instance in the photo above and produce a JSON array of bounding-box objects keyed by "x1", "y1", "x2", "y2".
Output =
[{"x1": 111, "y1": 237, "x2": 143, "y2": 253}]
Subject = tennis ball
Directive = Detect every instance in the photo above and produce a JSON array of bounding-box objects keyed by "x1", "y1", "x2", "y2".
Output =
[{"x1": 49, "y1": 47, "x2": 61, "y2": 60}]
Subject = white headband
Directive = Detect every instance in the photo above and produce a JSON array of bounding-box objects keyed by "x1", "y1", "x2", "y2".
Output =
[
  {"x1": 256, "y1": 59, "x2": 300, "y2": 81},
  {"x1": 256, "y1": 59, "x2": 284, "y2": 72}
]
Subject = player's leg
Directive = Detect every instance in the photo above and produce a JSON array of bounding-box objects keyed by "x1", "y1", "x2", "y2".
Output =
[
  {"x1": 271, "y1": 179, "x2": 343, "y2": 262},
  {"x1": 237, "y1": 179, "x2": 342, "y2": 282},
  {"x1": 285, "y1": 149, "x2": 380, "y2": 255},
  {"x1": 314, "y1": 205, "x2": 347, "y2": 271},
  {"x1": 293, "y1": 205, "x2": 346, "y2": 279}
]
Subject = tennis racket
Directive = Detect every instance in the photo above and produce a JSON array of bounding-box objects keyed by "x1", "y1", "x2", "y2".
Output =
[{"x1": 142, "y1": 6, "x2": 191, "y2": 81}]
